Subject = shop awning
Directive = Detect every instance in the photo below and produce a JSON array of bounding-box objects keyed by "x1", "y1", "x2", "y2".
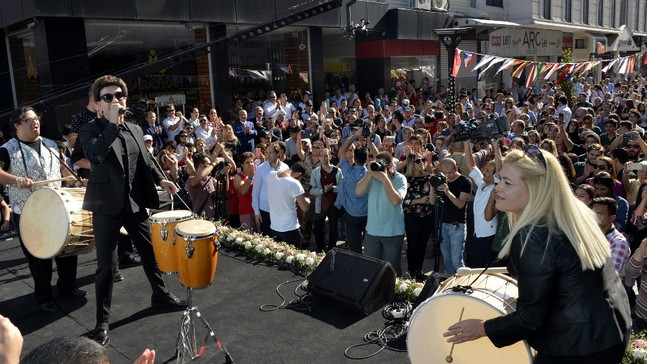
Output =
[{"x1": 453, "y1": 17, "x2": 521, "y2": 28}]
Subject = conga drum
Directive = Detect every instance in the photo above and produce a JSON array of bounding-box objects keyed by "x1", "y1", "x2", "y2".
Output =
[
  {"x1": 407, "y1": 272, "x2": 533, "y2": 364},
  {"x1": 174, "y1": 220, "x2": 219, "y2": 289},
  {"x1": 149, "y1": 210, "x2": 193, "y2": 273},
  {"x1": 20, "y1": 187, "x2": 94, "y2": 259}
]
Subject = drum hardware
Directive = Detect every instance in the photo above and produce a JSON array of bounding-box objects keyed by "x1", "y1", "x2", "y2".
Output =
[
  {"x1": 186, "y1": 244, "x2": 195, "y2": 259},
  {"x1": 161, "y1": 229, "x2": 169, "y2": 241},
  {"x1": 445, "y1": 307, "x2": 465, "y2": 363}
]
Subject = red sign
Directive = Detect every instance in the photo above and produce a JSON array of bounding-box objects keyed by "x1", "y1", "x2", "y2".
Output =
[
  {"x1": 491, "y1": 36, "x2": 501, "y2": 47},
  {"x1": 562, "y1": 36, "x2": 573, "y2": 51}
]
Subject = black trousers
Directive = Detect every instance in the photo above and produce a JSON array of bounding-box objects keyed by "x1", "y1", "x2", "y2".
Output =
[
  {"x1": 344, "y1": 213, "x2": 367, "y2": 254},
  {"x1": 314, "y1": 206, "x2": 339, "y2": 252},
  {"x1": 404, "y1": 213, "x2": 434, "y2": 275},
  {"x1": 93, "y1": 209, "x2": 168, "y2": 329},
  {"x1": 259, "y1": 209, "x2": 272, "y2": 237},
  {"x1": 14, "y1": 213, "x2": 78, "y2": 303}
]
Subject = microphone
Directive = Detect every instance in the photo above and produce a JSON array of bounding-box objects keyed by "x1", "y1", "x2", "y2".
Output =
[{"x1": 118, "y1": 107, "x2": 127, "y2": 115}]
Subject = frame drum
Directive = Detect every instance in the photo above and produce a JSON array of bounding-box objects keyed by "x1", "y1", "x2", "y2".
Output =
[
  {"x1": 149, "y1": 210, "x2": 193, "y2": 273},
  {"x1": 20, "y1": 187, "x2": 94, "y2": 259},
  {"x1": 175, "y1": 220, "x2": 219, "y2": 289},
  {"x1": 407, "y1": 273, "x2": 533, "y2": 364}
]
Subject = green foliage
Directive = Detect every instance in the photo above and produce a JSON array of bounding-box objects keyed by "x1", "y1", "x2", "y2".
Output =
[{"x1": 559, "y1": 49, "x2": 576, "y2": 106}]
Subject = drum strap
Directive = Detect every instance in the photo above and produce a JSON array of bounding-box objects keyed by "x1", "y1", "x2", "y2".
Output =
[
  {"x1": 17, "y1": 141, "x2": 33, "y2": 179},
  {"x1": 453, "y1": 259, "x2": 500, "y2": 294}
]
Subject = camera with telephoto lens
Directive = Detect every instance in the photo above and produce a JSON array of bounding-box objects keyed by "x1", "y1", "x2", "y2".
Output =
[
  {"x1": 453, "y1": 115, "x2": 511, "y2": 143},
  {"x1": 430, "y1": 173, "x2": 446, "y2": 188},
  {"x1": 210, "y1": 160, "x2": 228, "y2": 177},
  {"x1": 369, "y1": 159, "x2": 386, "y2": 172}
]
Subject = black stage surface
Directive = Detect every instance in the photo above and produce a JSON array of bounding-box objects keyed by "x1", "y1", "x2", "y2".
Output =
[{"x1": 0, "y1": 234, "x2": 441, "y2": 364}]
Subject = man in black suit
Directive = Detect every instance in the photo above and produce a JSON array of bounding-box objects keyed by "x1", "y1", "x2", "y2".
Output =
[{"x1": 80, "y1": 75, "x2": 186, "y2": 346}]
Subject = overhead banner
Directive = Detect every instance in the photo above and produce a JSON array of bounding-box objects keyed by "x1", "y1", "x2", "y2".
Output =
[{"x1": 488, "y1": 29, "x2": 563, "y2": 57}]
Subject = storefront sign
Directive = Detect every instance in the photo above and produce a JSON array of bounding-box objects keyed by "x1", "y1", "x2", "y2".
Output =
[{"x1": 488, "y1": 28, "x2": 563, "y2": 57}]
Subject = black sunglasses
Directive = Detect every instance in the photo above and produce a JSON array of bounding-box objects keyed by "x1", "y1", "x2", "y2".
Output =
[
  {"x1": 100, "y1": 92, "x2": 127, "y2": 103},
  {"x1": 524, "y1": 145, "x2": 547, "y2": 169}
]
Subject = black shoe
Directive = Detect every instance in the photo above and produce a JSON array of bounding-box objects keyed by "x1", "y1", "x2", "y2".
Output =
[
  {"x1": 118, "y1": 254, "x2": 141, "y2": 268},
  {"x1": 151, "y1": 293, "x2": 188, "y2": 310},
  {"x1": 88, "y1": 328, "x2": 109, "y2": 346},
  {"x1": 113, "y1": 269, "x2": 124, "y2": 282},
  {"x1": 60, "y1": 288, "x2": 87, "y2": 298},
  {"x1": 39, "y1": 300, "x2": 57, "y2": 312}
]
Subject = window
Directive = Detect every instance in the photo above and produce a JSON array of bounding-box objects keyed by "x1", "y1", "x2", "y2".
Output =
[
  {"x1": 611, "y1": 0, "x2": 616, "y2": 27},
  {"x1": 635, "y1": 0, "x2": 640, "y2": 30},
  {"x1": 486, "y1": 0, "x2": 503, "y2": 6},
  {"x1": 575, "y1": 39, "x2": 585, "y2": 48},
  {"x1": 564, "y1": 0, "x2": 572, "y2": 22},
  {"x1": 620, "y1": 0, "x2": 628, "y2": 26},
  {"x1": 598, "y1": 0, "x2": 604, "y2": 26},
  {"x1": 582, "y1": 0, "x2": 589, "y2": 24},
  {"x1": 543, "y1": 0, "x2": 552, "y2": 19}
]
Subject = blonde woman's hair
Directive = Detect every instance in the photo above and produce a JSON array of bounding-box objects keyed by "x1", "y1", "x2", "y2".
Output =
[{"x1": 498, "y1": 149, "x2": 610, "y2": 270}]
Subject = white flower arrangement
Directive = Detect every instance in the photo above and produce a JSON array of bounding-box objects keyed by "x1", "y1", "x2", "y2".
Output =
[{"x1": 394, "y1": 277, "x2": 425, "y2": 303}]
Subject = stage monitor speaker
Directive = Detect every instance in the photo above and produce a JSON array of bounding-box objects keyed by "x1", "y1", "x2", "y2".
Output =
[{"x1": 307, "y1": 248, "x2": 396, "y2": 315}]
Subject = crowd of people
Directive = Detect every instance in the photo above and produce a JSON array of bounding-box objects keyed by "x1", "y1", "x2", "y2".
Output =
[{"x1": 5, "y1": 71, "x2": 647, "y2": 361}]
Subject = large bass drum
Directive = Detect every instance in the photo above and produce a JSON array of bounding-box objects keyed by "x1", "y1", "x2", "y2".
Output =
[
  {"x1": 407, "y1": 272, "x2": 533, "y2": 364},
  {"x1": 20, "y1": 187, "x2": 94, "y2": 259}
]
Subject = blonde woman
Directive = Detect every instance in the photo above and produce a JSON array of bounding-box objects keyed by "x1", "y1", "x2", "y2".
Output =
[
  {"x1": 220, "y1": 124, "x2": 240, "y2": 154},
  {"x1": 444, "y1": 147, "x2": 630, "y2": 363}
]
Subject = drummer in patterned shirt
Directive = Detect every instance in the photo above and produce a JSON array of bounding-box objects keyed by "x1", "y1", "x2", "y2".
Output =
[{"x1": 0, "y1": 106, "x2": 85, "y2": 313}]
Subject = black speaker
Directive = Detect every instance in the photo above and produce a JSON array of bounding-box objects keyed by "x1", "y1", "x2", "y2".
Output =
[{"x1": 307, "y1": 248, "x2": 396, "y2": 315}]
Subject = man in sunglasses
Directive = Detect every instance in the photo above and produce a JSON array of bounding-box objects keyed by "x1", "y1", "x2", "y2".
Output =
[
  {"x1": 80, "y1": 75, "x2": 186, "y2": 347},
  {"x1": 162, "y1": 104, "x2": 185, "y2": 142}
]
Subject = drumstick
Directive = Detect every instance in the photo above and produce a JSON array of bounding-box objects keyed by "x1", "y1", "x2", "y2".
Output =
[
  {"x1": 31, "y1": 176, "x2": 76, "y2": 187},
  {"x1": 446, "y1": 307, "x2": 465, "y2": 364}
]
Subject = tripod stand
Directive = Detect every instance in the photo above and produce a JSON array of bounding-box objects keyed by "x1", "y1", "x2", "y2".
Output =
[
  {"x1": 432, "y1": 194, "x2": 444, "y2": 272},
  {"x1": 175, "y1": 288, "x2": 233, "y2": 363}
]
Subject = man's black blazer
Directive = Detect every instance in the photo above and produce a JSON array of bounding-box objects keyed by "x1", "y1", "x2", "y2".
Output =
[{"x1": 79, "y1": 118, "x2": 165, "y2": 215}]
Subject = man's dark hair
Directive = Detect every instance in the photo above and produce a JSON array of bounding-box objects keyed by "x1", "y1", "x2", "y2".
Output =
[
  {"x1": 557, "y1": 95, "x2": 568, "y2": 106},
  {"x1": 22, "y1": 336, "x2": 108, "y2": 364},
  {"x1": 611, "y1": 148, "x2": 629, "y2": 164},
  {"x1": 9, "y1": 106, "x2": 36, "y2": 136},
  {"x1": 274, "y1": 141, "x2": 287, "y2": 154},
  {"x1": 192, "y1": 151, "x2": 210, "y2": 167},
  {"x1": 290, "y1": 161, "x2": 306, "y2": 174},
  {"x1": 592, "y1": 196, "x2": 618, "y2": 216},
  {"x1": 375, "y1": 151, "x2": 394, "y2": 165},
  {"x1": 90, "y1": 75, "x2": 128, "y2": 102},
  {"x1": 592, "y1": 171, "x2": 615, "y2": 191},
  {"x1": 393, "y1": 111, "x2": 405, "y2": 124},
  {"x1": 354, "y1": 146, "x2": 369, "y2": 165}
]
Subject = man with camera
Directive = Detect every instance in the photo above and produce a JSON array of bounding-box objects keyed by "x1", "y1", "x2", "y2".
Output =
[
  {"x1": 186, "y1": 148, "x2": 235, "y2": 219},
  {"x1": 356, "y1": 151, "x2": 407, "y2": 276}
]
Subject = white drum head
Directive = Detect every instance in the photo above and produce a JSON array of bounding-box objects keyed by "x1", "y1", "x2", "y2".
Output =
[
  {"x1": 21, "y1": 188, "x2": 70, "y2": 259},
  {"x1": 407, "y1": 294, "x2": 533, "y2": 364},
  {"x1": 175, "y1": 220, "x2": 215, "y2": 238},
  {"x1": 150, "y1": 210, "x2": 193, "y2": 223}
]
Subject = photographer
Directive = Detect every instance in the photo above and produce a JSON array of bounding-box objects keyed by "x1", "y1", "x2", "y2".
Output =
[
  {"x1": 355, "y1": 152, "x2": 407, "y2": 276},
  {"x1": 186, "y1": 149, "x2": 235, "y2": 219}
]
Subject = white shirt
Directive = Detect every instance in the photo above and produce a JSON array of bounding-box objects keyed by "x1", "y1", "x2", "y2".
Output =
[
  {"x1": 469, "y1": 167, "x2": 497, "y2": 238},
  {"x1": 195, "y1": 126, "x2": 217, "y2": 149},
  {"x1": 266, "y1": 171, "x2": 304, "y2": 232},
  {"x1": 162, "y1": 116, "x2": 182, "y2": 141},
  {"x1": 251, "y1": 160, "x2": 289, "y2": 215},
  {"x1": 556, "y1": 104, "x2": 573, "y2": 129}
]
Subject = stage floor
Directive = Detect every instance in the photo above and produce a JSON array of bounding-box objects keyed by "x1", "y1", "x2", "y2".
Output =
[{"x1": 0, "y1": 234, "x2": 444, "y2": 364}]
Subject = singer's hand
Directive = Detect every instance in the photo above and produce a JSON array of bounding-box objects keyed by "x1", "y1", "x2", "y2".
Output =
[
  {"x1": 160, "y1": 179, "x2": 178, "y2": 196},
  {"x1": 108, "y1": 104, "x2": 124, "y2": 125},
  {"x1": 133, "y1": 348, "x2": 156, "y2": 364}
]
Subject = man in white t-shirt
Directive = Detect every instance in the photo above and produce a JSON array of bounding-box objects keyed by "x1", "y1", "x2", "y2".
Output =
[
  {"x1": 162, "y1": 105, "x2": 185, "y2": 141},
  {"x1": 266, "y1": 162, "x2": 310, "y2": 247}
]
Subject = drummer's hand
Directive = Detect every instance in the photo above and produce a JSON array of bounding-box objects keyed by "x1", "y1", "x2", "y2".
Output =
[
  {"x1": 15, "y1": 177, "x2": 33, "y2": 189},
  {"x1": 160, "y1": 179, "x2": 178, "y2": 196},
  {"x1": 443, "y1": 319, "x2": 486, "y2": 344},
  {"x1": 0, "y1": 220, "x2": 10, "y2": 232},
  {"x1": 133, "y1": 348, "x2": 156, "y2": 364},
  {"x1": 0, "y1": 314, "x2": 23, "y2": 364}
]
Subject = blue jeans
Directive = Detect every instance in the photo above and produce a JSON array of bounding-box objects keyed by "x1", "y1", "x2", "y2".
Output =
[
  {"x1": 441, "y1": 223, "x2": 466, "y2": 275},
  {"x1": 364, "y1": 233, "x2": 404, "y2": 276}
]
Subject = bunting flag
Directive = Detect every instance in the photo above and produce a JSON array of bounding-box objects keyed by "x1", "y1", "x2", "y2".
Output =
[
  {"x1": 463, "y1": 51, "x2": 477, "y2": 67},
  {"x1": 451, "y1": 48, "x2": 462, "y2": 77},
  {"x1": 511, "y1": 61, "x2": 530, "y2": 78},
  {"x1": 472, "y1": 55, "x2": 494, "y2": 72},
  {"x1": 495, "y1": 59, "x2": 521, "y2": 75},
  {"x1": 544, "y1": 63, "x2": 562, "y2": 80},
  {"x1": 478, "y1": 57, "x2": 505, "y2": 80},
  {"x1": 299, "y1": 72, "x2": 309, "y2": 83},
  {"x1": 450, "y1": 49, "x2": 644, "y2": 81},
  {"x1": 525, "y1": 62, "x2": 537, "y2": 88}
]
